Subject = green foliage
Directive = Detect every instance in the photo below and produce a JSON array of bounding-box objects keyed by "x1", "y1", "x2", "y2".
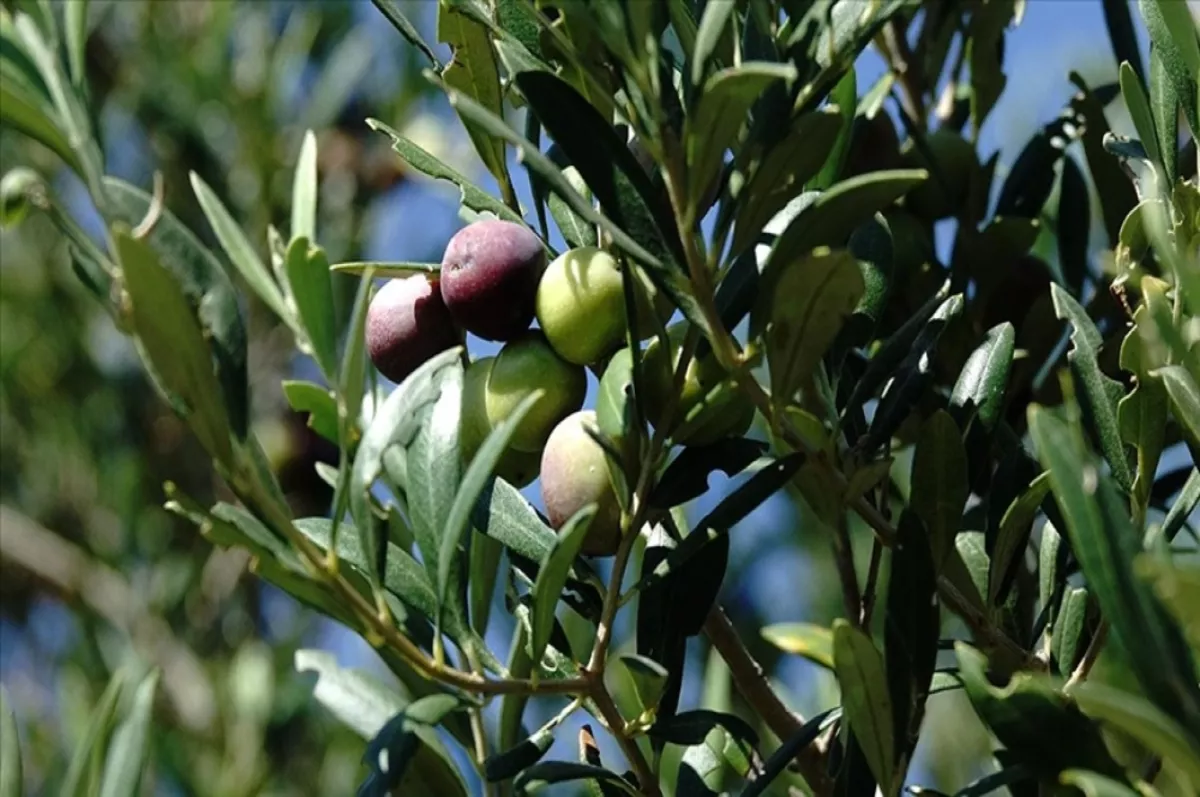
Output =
[{"x1": 3, "y1": 1, "x2": 1199, "y2": 795}]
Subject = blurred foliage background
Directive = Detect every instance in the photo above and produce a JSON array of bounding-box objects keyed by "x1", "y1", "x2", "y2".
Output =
[{"x1": 0, "y1": 1, "x2": 1170, "y2": 794}]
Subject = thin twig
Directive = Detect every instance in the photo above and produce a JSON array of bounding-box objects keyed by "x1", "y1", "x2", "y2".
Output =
[
  {"x1": 859, "y1": 539, "x2": 885, "y2": 627},
  {"x1": 703, "y1": 606, "x2": 831, "y2": 794},
  {"x1": 589, "y1": 683, "x2": 660, "y2": 796}
]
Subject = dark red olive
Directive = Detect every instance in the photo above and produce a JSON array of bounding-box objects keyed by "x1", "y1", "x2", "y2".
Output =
[
  {"x1": 365, "y1": 274, "x2": 461, "y2": 384},
  {"x1": 439, "y1": 219, "x2": 546, "y2": 341}
]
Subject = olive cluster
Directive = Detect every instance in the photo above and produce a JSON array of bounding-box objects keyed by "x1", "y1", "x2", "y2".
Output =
[{"x1": 366, "y1": 219, "x2": 753, "y2": 555}]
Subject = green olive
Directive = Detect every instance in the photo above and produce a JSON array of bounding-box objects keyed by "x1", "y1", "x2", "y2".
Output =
[{"x1": 485, "y1": 331, "x2": 587, "y2": 453}]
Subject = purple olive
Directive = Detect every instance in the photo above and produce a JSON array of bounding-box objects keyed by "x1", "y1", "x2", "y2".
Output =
[
  {"x1": 439, "y1": 219, "x2": 546, "y2": 341},
  {"x1": 540, "y1": 410, "x2": 622, "y2": 557},
  {"x1": 365, "y1": 274, "x2": 461, "y2": 384}
]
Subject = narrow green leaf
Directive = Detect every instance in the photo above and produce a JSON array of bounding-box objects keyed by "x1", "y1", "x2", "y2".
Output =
[
  {"x1": 330, "y1": 260, "x2": 440, "y2": 277},
  {"x1": 484, "y1": 725, "x2": 555, "y2": 782},
  {"x1": 1119, "y1": 61, "x2": 1162, "y2": 172},
  {"x1": 361, "y1": 694, "x2": 467, "y2": 797},
  {"x1": 291, "y1": 130, "x2": 318, "y2": 243},
  {"x1": 691, "y1": 0, "x2": 736, "y2": 86},
  {"x1": 63, "y1": 0, "x2": 88, "y2": 88},
  {"x1": 513, "y1": 761, "x2": 638, "y2": 796},
  {"x1": 1069, "y1": 680, "x2": 1200, "y2": 791},
  {"x1": 759, "y1": 170, "x2": 928, "y2": 299},
  {"x1": 1069, "y1": 73, "x2": 1138, "y2": 246},
  {"x1": 1052, "y1": 586, "x2": 1090, "y2": 673},
  {"x1": 650, "y1": 709, "x2": 758, "y2": 748},
  {"x1": 950, "y1": 322, "x2": 1015, "y2": 433},
  {"x1": 910, "y1": 411, "x2": 968, "y2": 569},
  {"x1": 956, "y1": 642, "x2": 1125, "y2": 777},
  {"x1": 294, "y1": 517, "x2": 498, "y2": 672},
  {"x1": 1101, "y1": 0, "x2": 1146, "y2": 88},
  {"x1": 1148, "y1": 46, "x2": 1180, "y2": 184},
  {"x1": 650, "y1": 439, "x2": 769, "y2": 509},
  {"x1": 1029, "y1": 405, "x2": 1200, "y2": 736},
  {"x1": 1057, "y1": 155, "x2": 1091, "y2": 294},
  {"x1": 296, "y1": 648, "x2": 406, "y2": 737},
  {"x1": 1050, "y1": 283, "x2": 1134, "y2": 491},
  {"x1": 861, "y1": 294, "x2": 965, "y2": 453},
  {"x1": 832, "y1": 619, "x2": 894, "y2": 790},
  {"x1": 114, "y1": 229, "x2": 233, "y2": 464},
  {"x1": 60, "y1": 672, "x2": 125, "y2": 797},
  {"x1": 631, "y1": 453, "x2": 806, "y2": 598},
  {"x1": 728, "y1": 107, "x2": 843, "y2": 258},
  {"x1": 0, "y1": 687, "x2": 20, "y2": 797},
  {"x1": 282, "y1": 380, "x2": 338, "y2": 443},
  {"x1": 0, "y1": 76, "x2": 80, "y2": 172},
  {"x1": 438, "y1": 2, "x2": 509, "y2": 187},
  {"x1": 1136, "y1": 556, "x2": 1200, "y2": 656},
  {"x1": 761, "y1": 623, "x2": 833, "y2": 669},
  {"x1": 811, "y1": 66, "x2": 856, "y2": 191},
  {"x1": 351, "y1": 347, "x2": 463, "y2": 585},
  {"x1": 367, "y1": 118, "x2": 526, "y2": 227},
  {"x1": 437, "y1": 390, "x2": 542, "y2": 616},
  {"x1": 967, "y1": 0, "x2": 1012, "y2": 132},
  {"x1": 1161, "y1": 469, "x2": 1200, "y2": 543},
  {"x1": 988, "y1": 471, "x2": 1051, "y2": 607},
  {"x1": 529, "y1": 504, "x2": 597, "y2": 666},
  {"x1": 1158, "y1": 365, "x2": 1200, "y2": 446},
  {"x1": 739, "y1": 709, "x2": 837, "y2": 797},
  {"x1": 618, "y1": 654, "x2": 671, "y2": 717},
  {"x1": 370, "y1": 0, "x2": 441, "y2": 68},
  {"x1": 285, "y1": 238, "x2": 338, "y2": 378},
  {"x1": 190, "y1": 171, "x2": 290, "y2": 323},
  {"x1": 104, "y1": 177, "x2": 249, "y2": 439},
  {"x1": 301, "y1": 27, "x2": 374, "y2": 132},
  {"x1": 687, "y1": 62, "x2": 797, "y2": 208},
  {"x1": 98, "y1": 670, "x2": 159, "y2": 797},
  {"x1": 1140, "y1": 0, "x2": 1200, "y2": 136},
  {"x1": 755, "y1": 247, "x2": 864, "y2": 407},
  {"x1": 1058, "y1": 770, "x2": 1141, "y2": 797}
]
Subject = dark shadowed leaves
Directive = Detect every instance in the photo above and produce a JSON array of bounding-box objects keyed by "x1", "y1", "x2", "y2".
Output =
[
  {"x1": 754, "y1": 248, "x2": 864, "y2": 407},
  {"x1": 885, "y1": 510, "x2": 939, "y2": 768},
  {"x1": 1057, "y1": 155, "x2": 1091, "y2": 294},
  {"x1": 513, "y1": 762, "x2": 638, "y2": 796},
  {"x1": 910, "y1": 411, "x2": 968, "y2": 570},
  {"x1": 955, "y1": 643, "x2": 1125, "y2": 778}
]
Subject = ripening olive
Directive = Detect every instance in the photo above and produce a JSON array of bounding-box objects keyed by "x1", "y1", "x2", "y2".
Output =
[
  {"x1": 366, "y1": 274, "x2": 461, "y2": 384},
  {"x1": 540, "y1": 410, "x2": 622, "y2": 557},
  {"x1": 485, "y1": 331, "x2": 587, "y2": 453},
  {"x1": 440, "y1": 219, "x2": 546, "y2": 341}
]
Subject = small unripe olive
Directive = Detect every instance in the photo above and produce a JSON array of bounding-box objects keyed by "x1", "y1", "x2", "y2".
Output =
[
  {"x1": 639, "y1": 325, "x2": 755, "y2": 446},
  {"x1": 461, "y1": 356, "x2": 541, "y2": 487},
  {"x1": 366, "y1": 275, "x2": 461, "y2": 384},
  {"x1": 440, "y1": 219, "x2": 546, "y2": 341},
  {"x1": 540, "y1": 410, "x2": 622, "y2": 556},
  {"x1": 536, "y1": 247, "x2": 626, "y2": 365},
  {"x1": 900, "y1": 129, "x2": 977, "y2": 222},
  {"x1": 485, "y1": 331, "x2": 586, "y2": 453}
]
